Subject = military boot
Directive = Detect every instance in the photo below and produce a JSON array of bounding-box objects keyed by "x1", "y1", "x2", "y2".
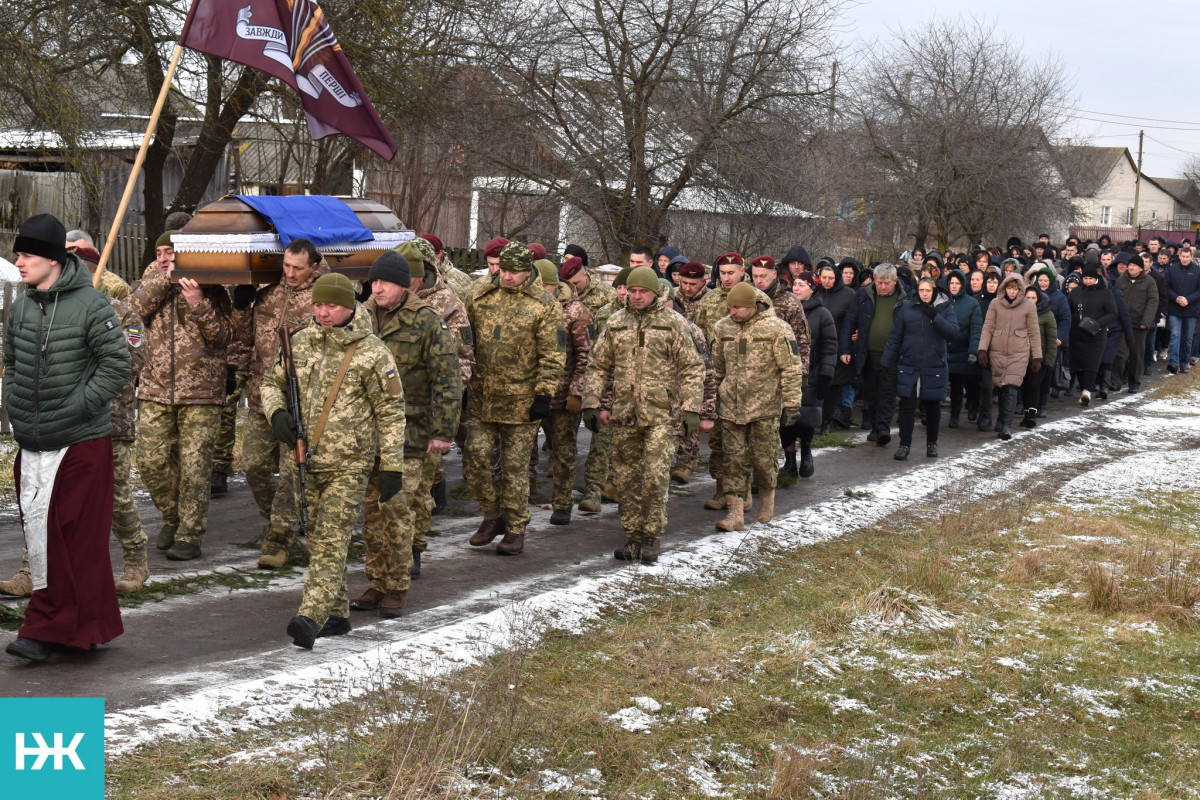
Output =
[
  {"x1": 380, "y1": 590, "x2": 408, "y2": 619},
  {"x1": 716, "y1": 496, "x2": 744, "y2": 532},
  {"x1": 317, "y1": 616, "x2": 351, "y2": 638},
  {"x1": 410, "y1": 547, "x2": 422, "y2": 579},
  {"x1": 601, "y1": 482, "x2": 619, "y2": 502},
  {"x1": 166, "y1": 541, "x2": 201, "y2": 561},
  {"x1": 798, "y1": 444, "x2": 815, "y2": 478},
  {"x1": 614, "y1": 538, "x2": 641, "y2": 561},
  {"x1": 578, "y1": 495, "x2": 602, "y2": 513},
  {"x1": 496, "y1": 531, "x2": 524, "y2": 555},
  {"x1": 350, "y1": 587, "x2": 385, "y2": 611},
  {"x1": 639, "y1": 538, "x2": 660, "y2": 564},
  {"x1": 210, "y1": 471, "x2": 228, "y2": 495},
  {"x1": 0, "y1": 570, "x2": 32, "y2": 597},
  {"x1": 258, "y1": 529, "x2": 292, "y2": 569},
  {"x1": 287, "y1": 615, "x2": 318, "y2": 650},
  {"x1": 670, "y1": 465, "x2": 693, "y2": 484},
  {"x1": 155, "y1": 523, "x2": 177, "y2": 551},
  {"x1": 782, "y1": 450, "x2": 798, "y2": 478},
  {"x1": 703, "y1": 489, "x2": 727, "y2": 511},
  {"x1": 756, "y1": 489, "x2": 775, "y2": 524},
  {"x1": 469, "y1": 517, "x2": 505, "y2": 547},
  {"x1": 115, "y1": 564, "x2": 149, "y2": 593}
]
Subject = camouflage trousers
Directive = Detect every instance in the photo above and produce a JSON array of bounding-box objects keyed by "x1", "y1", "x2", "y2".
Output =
[
  {"x1": 706, "y1": 422, "x2": 727, "y2": 496},
  {"x1": 463, "y1": 416, "x2": 539, "y2": 533},
  {"x1": 409, "y1": 454, "x2": 439, "y2": 552},
  {"x1": 112, "y1": 440, "x2": 147, "y2": 568},
  {"x1": 582, "y1": 423, "x2": 613, "y2": 496},
  {"x1": 529, "y1": 411, "x2": 580, "y2": 510},
  {"x1": 674, "y1": 429, "x2": 700, "y2": 471},
  {"x1": 720, "y1": 417, "x2": 781, "y2": 496},
  {"x1": 361, "y1": 454, "x2": 438, "y2": 593},
  {"x1": 137, "y1": 401, "x2": 221, "y2": 546},
  {"x1": 212, "y1": 373, "x2": 246, "y2": 475},
  {"x1": 243, "y1": 409, "x2": 297, "y2": 528},
  {"x1": 612, "y1": 423, "x2": 674, "y2": 541},
  {"x1": 298, "y1": 468, "x2": 369, "y2": 628}
]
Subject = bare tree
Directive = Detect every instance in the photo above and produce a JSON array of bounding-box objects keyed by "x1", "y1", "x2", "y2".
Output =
[
  {"x1": 456, "y1": 0, "x2": 840, "y2": 262},
  {"x1": 849, "y1": 17, "x2": 1076, "y2": 250}
]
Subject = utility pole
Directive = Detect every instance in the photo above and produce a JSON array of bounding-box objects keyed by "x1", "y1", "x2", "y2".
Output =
[
  {"x1": 828, "y1": 60, "x2": 837, "y2": 131},
  {"x1": 1132, "y1": 129, "x2": 1144, "y2": 235}
]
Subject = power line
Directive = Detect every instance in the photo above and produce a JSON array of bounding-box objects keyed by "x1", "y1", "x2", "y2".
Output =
[
  {"x1": 1079, "y1": 109, "x2": 1200, "y2": 126},
  {"x1": 1144, "y1": 134, "x2": 1199, "y2": 156},
  {"x1": 1075, "y1": 116, "x2": 1200, "y2": 132}
]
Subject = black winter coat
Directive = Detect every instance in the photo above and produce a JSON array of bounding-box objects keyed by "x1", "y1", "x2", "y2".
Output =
[
  {"x1": 881, "y1": 293, "x2": 959, "y2": 401},
  {"x1": 799, "y1": 295, "x2": 838, "y2": 409}
]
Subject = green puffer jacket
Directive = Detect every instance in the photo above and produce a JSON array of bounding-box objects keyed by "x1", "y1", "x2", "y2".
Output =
[{"x1": 2, "y1": 254, "x2": 130, "y2": 451}]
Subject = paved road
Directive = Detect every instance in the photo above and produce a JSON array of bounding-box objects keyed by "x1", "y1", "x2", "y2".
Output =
[{"x1": 0, "y1": 376, "x2": 1180, "y2": 721}]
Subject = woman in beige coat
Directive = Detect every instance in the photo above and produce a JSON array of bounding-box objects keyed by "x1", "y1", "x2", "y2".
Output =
[{"x1": 978, "y1": 274, "x2": 1042, "y2": 440}]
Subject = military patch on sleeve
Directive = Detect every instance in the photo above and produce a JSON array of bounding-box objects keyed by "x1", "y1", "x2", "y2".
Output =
[
  {"x1": 105, "y1": 319, "x2": 115, "y2": 330},
  {"x1": 586, "y1": 323, "x2": 596, "y2": 341},
  {"x1": 790, "y1": 340, "x2": 799, "y2": 356},
  {"x1": 440, "y1": 320, "x2": 448, "y2": 330},
  {"x1": 557, "y1": 327, "x2": 567, "y2": 352},
  {"x1": 461, "y1": 327, "x2": 474, "y2": 346},
  {"x1": 126, "y1": 326, "x2": 143, "y2": 348},
  {"x1": 385, "y1": 367, "x2": 402, "y2": 396}
]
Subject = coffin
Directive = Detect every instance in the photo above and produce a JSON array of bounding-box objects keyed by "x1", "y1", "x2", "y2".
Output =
[{"x1": 171, "y1": 196, "x2": 413, "y2": 284}]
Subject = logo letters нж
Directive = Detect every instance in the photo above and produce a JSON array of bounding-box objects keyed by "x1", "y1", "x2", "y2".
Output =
[{"x1": 14, "y1": 732, "x2": 86, "y2": 770}]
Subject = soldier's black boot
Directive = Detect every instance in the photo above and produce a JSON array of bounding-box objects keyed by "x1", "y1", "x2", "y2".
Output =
[
  {"x1": 410, "y1": 546, "x2": 421, "y2": 579},
  {"x1": 287, "y1": 616, "x2": 318, "y2": 650},
  {"x1": 798, "y1": 444, "x2": 814, "y2": 478},
  {"x1": 783, "y1": 449, "x2": 798, "y2": 478},
  {"x1": 210, "y1": 471, "x2": 227, "y2": 495}
]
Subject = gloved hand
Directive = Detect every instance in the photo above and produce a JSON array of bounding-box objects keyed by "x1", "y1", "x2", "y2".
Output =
[
  {"x1": 1031, "y1": 358, "x2": 1042, "y2": 373},
  {"x1": 225, "y1": 366, "x2": 238, "y2": 396},
  {"x1": 977, "y1": 350, "x2": 989, "y2": 369},
  {"x1": 378, "y1": 470, "x2": 404, "y2": 503},
  {"x1": 967, "y1": 353, "x2": 978, "y2": 367},
  {"x1": 816, "y1": 374, "x2": 832, "y2": 401},
  {"x1": 232, "y1": 284, "x2": 257, "y2": 311},
  {"x1": 682, "y1": 411, "x2": 701, "y2": 439},
  {"x1": 582, "y1": 408, "x2": 601, "y2": 433},
  {"x1": 565, "y1": 395, "x2": 583, "y2": 415},
  {"x1": 920, "y1": 301, "x2": 938, "y2": 320},
  {"x1": 271, "y1": 410, "x2": 298, "y2": 447},
  {"x1": 782, "y1": 407, "x2": 801, "y2": 427},
  {"x1": 529, "y1": 394, "x2": 552, "y2": 420}
]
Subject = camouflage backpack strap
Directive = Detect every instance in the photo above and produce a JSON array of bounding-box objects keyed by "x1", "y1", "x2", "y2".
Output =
[{"x1": 309, "y1": 341, "x2": 360, "y2": 453}]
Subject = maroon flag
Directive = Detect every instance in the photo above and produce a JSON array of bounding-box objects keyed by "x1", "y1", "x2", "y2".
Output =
[{"x1": 181, "y1": 0, "x2": 397, "y2": 161}]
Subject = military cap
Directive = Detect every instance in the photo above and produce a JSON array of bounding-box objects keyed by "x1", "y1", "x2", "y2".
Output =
[
  {"x1": 626, "y1": 266, "x2": 660, "y2": 292},
  {"x1": 677, "y1": 261, "x2": 706, "y2": 279},
  {"x1": 528, "y1": 242, "x2": 547, "y2": 260},
  {"x1": 498, "y1": 241, "x2": 533, "y2": 273},
  {"x1": 726, "y1": 282, "x2": 757, "y2": 307},
  {"x1": 613, "y1": 267, "x2": 632, "y2": 287},
  {"x1": 155, "y1": 229, "x2": 177, "y2": 249},
  {"x1": 560, "y1": 255, "x2": 584, "y2": 281},
  {"x1": 749, "y1": 255, "x2": 776, "y2": 271},
  {"x1": 714, "y1": 251, "x2": 744, "y2": 268},
  {"x1": 483, "y1": 236, "x2": 510, "y2": 259},
  {"x1": 418, "y1": 231, "x2": 443, "y2": 254},
  {"x1": 312, "y1": 272, "x2": 357, "y2": 308},
  {"x1": 534, "y1": 258, "x2": 559, "y2": 285}
]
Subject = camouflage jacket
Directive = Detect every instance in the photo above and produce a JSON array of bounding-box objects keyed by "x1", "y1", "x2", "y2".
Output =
[
  {"x1": 672, "y1": 283, "x2": 709, "y2": 322},
  {"x1": 693, "y1": 281, "x2": 773, "y2": 345},
  {"x1": 436, "y1": 253, "x2": 476, "y2": 299},
  {"x1": 767, "y1": 280, "x2": 812, "y2": 375},
  {"x1": 583, "y1": 293, "x2": 704, "y2": 427},
  {"x1": 575, "y1": 272, "x2": 618, "y2": 333},
  {"x1": 262, "y1": 304, "x2": 406, "y2": 474},
  {"x1": 129, "y1": 264, "x2": 232, "y2": 405},
  {"x1": 417, "y1": 269, "x2": 475, "y2": 386},
  {"x1": 682, "y1": 312, "x2": 718, "y2": 421},
  {"x1": 466, "y1": 272, "x2": 566, "y2": 424},
  {"x1": 109, "y1": 297, "x2": 145, "y2": 442},
  {"x1": 551, "y1": 282, "x2": 593, "y2": 409},
  {"x1": 233, "y1": 261, "x2": 329, "y2": 414},
  {"x1": 712, "y1": 304, "x2": 804, "y2": 424},
  {"x1": 96, "y1": 268, "x2": 132, "y2": 301},
  {"x1": 365, "y1": 292, "x2": 461, "y2": 456}
]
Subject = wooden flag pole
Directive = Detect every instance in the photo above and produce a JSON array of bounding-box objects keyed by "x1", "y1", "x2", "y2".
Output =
[{"x1": 93, "y1": 42, "x2": 185, "y2": 289}]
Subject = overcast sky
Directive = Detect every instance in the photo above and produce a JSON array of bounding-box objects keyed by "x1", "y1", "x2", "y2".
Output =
[{"x1": 836, "y1": 0, "x2": 1198, "y2": 179}]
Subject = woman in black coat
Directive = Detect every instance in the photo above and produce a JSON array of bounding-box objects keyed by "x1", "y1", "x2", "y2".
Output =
[
  {"x1": 1068, "y1": 263, "x2": 1118, "y2": 407},
  {"x1": 783, "y1": 273, "x2": 839, "y2": 477},
  {"x1": 817, "y1": 261, "x2": 858, "y2": 429}
]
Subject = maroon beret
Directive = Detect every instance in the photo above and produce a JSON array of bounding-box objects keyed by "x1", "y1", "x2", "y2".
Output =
[
  {"x1": 418, "y1": 232, "x2": 443, "y2": 255},
  {"x1": 483, "y1": 236, "x2": 509, "y2": 259},
  {"x1": 677, "y1": 261, "x2": 706, "y2": 279},
  {"x1": 528, "y1": 242, "x2": 547, "y2": 260},
  {"x1": 72, "y1": 245, "x2": 102, "y2": 264},
  {"x1": 749, "y1": 254, "x2": 776, "y2": 270},
  {"x1": 559, "y1": 255, "x2": 584, "y2": 280},
  {"x1": 714, "y1": 251, "x2": 744, "y2": 268}
]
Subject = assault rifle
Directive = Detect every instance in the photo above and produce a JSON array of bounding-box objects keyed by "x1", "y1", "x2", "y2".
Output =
[{"x1": 278, "y1": 327, "x2": 310, "y2": 536}]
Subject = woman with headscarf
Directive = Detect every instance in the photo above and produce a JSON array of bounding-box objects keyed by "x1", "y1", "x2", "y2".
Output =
[
  {"x1": 978, "y1": 274, "x2": 1041, "y2": 440},
  {"x1": 1019, "y1": 285, "x2": 1057, "y2": 429},
  {"x1": 1067, "y1": 263, "x2": 1118, "y2": 407},
  {"x1": 944, "y1": 269, "x2": 982, "y2": 428}
]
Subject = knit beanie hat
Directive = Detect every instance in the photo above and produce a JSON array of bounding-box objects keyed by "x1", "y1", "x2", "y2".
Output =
[
  {"x1": 1081, "y1": 263, "x2": 1102, "y2": 280},
  {"x1": 156, "y1": 230, "x2": 176, "y2": 249},
  {"x1": 14, "y1": 213, "x2": 68, "y2": 263},
  {"x1": 613, "y1": 267, "x2": 632, "y2": 287},
  {"x1": 312, "y1": 272, "x2": 357, "y2": 308},
  {"x1": 534, "y1": 258, "x2": 559, "y2": 285},
  {"x1": 369, "y1": 250, "x2": 411, "y2": 287},
  {"x1": 498, "y1": 241, "x2": 534, "y2": 272},
  {"x1": 726, "y1": 282, "x2": 758, "y2": 307},
  {"x1": 563, "y1": 243, "x2": 589, "y2": 267},
  {"x1": 626, "y1": 266, "x2": 660, "y2": 292}
]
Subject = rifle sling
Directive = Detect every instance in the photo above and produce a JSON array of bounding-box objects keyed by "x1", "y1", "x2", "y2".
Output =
[{"x1": 309, "y1": 341, "x2": 359, "y2": 454}]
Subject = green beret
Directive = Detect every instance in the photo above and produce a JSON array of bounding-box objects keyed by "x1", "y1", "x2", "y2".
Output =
[
  {"x1": 726, "y1": 282, "x2": 757, "y2": 307},
  {"x1": 156, "y1": 230, "x2": 177, "y2": 249},
  {"x1": 498, "y1": 241, "x2": 533, "y2": 273},
  {"x1": 626, "y1": 266, "x2": 660, "y2": 292},
  {"x1": 534, "y1": 258, "x2": 559, "y2": 285},
  {"x1": 312, "y1": 272, "x2": 356, "y2": 309}
]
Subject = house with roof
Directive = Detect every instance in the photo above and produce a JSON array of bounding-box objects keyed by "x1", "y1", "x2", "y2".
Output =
[{"x1": 1056, "y1": 145, "x2": 1198, "y2": 236}]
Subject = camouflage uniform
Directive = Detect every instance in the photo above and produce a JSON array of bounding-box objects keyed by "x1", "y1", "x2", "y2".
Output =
[
  {"x1": 417, "y1": 267, "x2": 475, "y2": 387},
  {"x1": 583, "y1": 292, "x2": 704, "y2": 544},
  {"x1": 212, "y1": 318, "x2": 250, "y2": 479},
  {"x1": 529, "y1": 282, "x2": 592, "y2": 510},
  {"x1": 129, "y1": 264, "x2": 232, "y2": 549},
  {"x1": 436, "y1": 252, "x2": 476, "y2": 300},
  {"x1": 672, "y1": 283, "x2": 709, "y2": 322},
  {"x1": 360, "y1": 292, "x2": 461, "y2": 592},
  {"x1": 671, "y1": 311, "x2": 717, "y2": 474},
  {"x1": 109, "y1": 298, "x2": 147, "y2": 572},
  {"x1": 712, "y1": 305, "x2": 803, "y2": 495},
  {"x1": 767, "y1": 280, "x2": 812, "y2": 375},
  {"x1": 96, "y1": 268, "x2": 132, "y2": 301},
  {"x1": 231, "y1": 262, "x2": 328, "y2": 528},
  {"x1": 463, "y1": 256, "x2": 566, "y2": 535},
  {"x1": 573, "y1": 273, "x2": 619, "y2": 500},
  {"x1": 262, "y1": 304, "x2": 406, "y2": 629}
]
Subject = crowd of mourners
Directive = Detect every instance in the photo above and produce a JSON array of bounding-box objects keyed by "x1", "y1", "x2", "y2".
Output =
[{"x1": 4, "y1": 210, "x2": 1198, "y2": 658}]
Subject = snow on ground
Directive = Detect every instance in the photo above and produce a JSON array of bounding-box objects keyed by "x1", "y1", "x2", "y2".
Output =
[{"x1": 107, "y1": 386, "x2": 1200, "y2": 758}]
